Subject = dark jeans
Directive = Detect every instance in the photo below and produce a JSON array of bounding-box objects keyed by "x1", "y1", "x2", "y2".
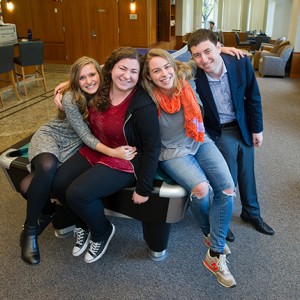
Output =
[
  {"x1": 215, "y1": 126, "x2": 261, "y2": 219},
  {"x1": 52, "y1": 152, "x2": 136, "y2": 241}
]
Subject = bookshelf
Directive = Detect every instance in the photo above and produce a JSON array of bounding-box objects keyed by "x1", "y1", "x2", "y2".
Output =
[{"x1": 158, "y1": 0, "x2": 176, "y2": 49}]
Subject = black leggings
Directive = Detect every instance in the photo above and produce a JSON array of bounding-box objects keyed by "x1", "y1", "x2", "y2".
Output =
[
  {"x1": 52, "y1": 152, "x2": 136, "y2": 241},
  {"x1": 20, "y1": 153, "x2": 58, "y2": 227}
]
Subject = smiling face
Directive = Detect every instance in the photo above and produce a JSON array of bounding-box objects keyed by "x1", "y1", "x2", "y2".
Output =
[
  {"x1": 190, "y1": 40, "x2": 223, "y2": 77},
  {"x1": 111, "y1": 58, "x2": 140, "y2": 93},
  {"x1": 148, "y1": 56, "x2": 175, "y2": 96},
  {"x1": 78, "y1": 63, "x2": 100, "y2": 94}
]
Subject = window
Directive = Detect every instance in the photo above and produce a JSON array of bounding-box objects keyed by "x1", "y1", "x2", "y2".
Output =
[{"x1": 202, "y1": 0, "x2": 218, "y2": 29}]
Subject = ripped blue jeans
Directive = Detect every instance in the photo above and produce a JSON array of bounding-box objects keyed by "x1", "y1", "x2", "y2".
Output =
[{"x1": 159, "y1": 138, "x2": 235, "y2": 253}]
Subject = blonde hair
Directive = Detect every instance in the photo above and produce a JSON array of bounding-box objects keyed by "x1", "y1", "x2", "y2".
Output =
[
  {"x1": 141, "y1": 48, "x2": 193, "y2": 107},
  {"x1": 58, "y1": 56, "x2": 101, "y2": 121}
]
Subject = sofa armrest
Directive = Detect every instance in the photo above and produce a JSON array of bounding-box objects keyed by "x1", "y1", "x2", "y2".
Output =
[
  {"x1": 260, "y1": 51, "x2": 278, "y2": 58},
  {"x1": 260, "y1": 45, "x2": 273, "y2": 51}
]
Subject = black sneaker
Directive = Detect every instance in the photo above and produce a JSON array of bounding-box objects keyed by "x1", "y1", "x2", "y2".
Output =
[
  {"x1": 84, "y1": 223, "x2": 115, "y2": 263},
  {"x1": 72, "y1": 227, "x2": 91, "y2": 257}
]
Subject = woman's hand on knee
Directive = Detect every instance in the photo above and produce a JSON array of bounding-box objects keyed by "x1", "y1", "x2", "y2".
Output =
[{"x1": 132, "y1": 191, "x2": 149, "y2": 204}]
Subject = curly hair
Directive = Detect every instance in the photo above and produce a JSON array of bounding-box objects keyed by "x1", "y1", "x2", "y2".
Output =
[
  {"x1": 57, "y1": 56, "x2": 101, "y2": 122},
  {"x1": 92, "y1": 47, "x2": 143, "y2": 111},
  {"x1": 141, "y1": 48, "x2": 193, "y2": 108}
]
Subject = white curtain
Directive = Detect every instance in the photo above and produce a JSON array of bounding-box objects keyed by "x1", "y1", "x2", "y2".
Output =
[
  {"x1": 221, "y1": 0, "x2": 242, "y2": 31},
  {"x1": 248, "y1": 0, "x2": 266, "y2": 32}
]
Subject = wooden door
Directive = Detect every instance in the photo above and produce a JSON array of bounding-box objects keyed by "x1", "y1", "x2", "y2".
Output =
[
  {"x1": 63, "y1": 0, "x2": 119, "y2": 65},
  {"x1": 30, "y1": 0, "x2": 66, "y2": 63}
]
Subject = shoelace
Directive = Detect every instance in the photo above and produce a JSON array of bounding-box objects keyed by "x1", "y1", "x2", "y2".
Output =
[
  {"x1": 89, "y1": 241, "x2": 102, "y2": 255},
  {"x1": 217, "y1": 254, "x2": 230, "y2": 274},
  {"x1": 74, "y1": 228, "x2": 87, "y2": 245}
]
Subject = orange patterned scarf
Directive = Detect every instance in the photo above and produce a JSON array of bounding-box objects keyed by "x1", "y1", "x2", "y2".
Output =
[{"x1": 154, "y1": 81, "x2": 205, "y2": 142}]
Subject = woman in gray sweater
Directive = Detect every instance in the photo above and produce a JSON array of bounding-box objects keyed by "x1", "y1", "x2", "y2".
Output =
[{"x1": 20, "y1": 56, "x2": 136, "y2": 265}]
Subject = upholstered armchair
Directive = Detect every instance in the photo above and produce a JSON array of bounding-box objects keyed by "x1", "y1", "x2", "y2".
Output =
[
  {"x1": 252, "y1": 40, "x2": 290, "y2": 70},
  {"x1": 260, "y1": 36, "x2": 286, "y2": 51},
  {"x1": 258, "y1": 45, "x2": 294, "y2": 77}
]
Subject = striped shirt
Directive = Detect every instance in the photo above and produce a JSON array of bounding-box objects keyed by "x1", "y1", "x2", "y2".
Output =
[{"x1": 205, "y1": 62, "x2": 236, "y2": 124}]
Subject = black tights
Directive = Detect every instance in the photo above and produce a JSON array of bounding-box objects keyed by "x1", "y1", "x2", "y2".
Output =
[
  {"x1": 20, "y1": 153, "x2": 58, "y2": 227},
  {"x1": 52, "y1": 152, "x2": 136, "y2": 241}
]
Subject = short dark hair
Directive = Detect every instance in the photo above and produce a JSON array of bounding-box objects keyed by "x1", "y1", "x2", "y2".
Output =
[
  {"x1": 187, "y1": 29, "x2": 218, "y2": 53},
  {"x1": 209, "y1": 21, "x2": 215, "y2": 25}
]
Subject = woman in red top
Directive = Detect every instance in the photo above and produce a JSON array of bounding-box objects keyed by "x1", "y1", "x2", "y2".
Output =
[{"x1": 52, "y1": 47, "x2": 160, "y2": 264}]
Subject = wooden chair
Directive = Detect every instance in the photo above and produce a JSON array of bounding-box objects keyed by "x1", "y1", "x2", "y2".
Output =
[
  {"x1": 0, "y1": 45, "x2": 20, "y2": 108},
  {"x1": 14, "y1": 41, "x2": 47, "y2": 96}
]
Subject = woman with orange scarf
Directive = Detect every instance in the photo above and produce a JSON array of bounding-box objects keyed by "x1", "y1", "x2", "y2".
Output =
[{"x1": 142, "y1": 49, "x2": 236, "y2": 289}]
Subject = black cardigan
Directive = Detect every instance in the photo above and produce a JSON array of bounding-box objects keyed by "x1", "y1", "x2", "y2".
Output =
[{"x1": 124, "y1": 85, "x2": 161, "y2": 196}]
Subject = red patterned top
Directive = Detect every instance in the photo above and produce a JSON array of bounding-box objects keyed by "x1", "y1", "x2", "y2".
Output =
[{"x1": 79, "y1": 91, "x2": 134, "y2": 173}]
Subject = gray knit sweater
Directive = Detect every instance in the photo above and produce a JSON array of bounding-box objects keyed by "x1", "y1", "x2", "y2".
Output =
[{"x1": 28, "y1": 91, "x2": 99, "y2": 164}]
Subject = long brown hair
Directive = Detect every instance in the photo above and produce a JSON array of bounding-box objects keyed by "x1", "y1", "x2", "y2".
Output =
[
  {"x1": 58, "y1": 56, "x2": 102, "y2": 122},
  {"x1": 92, "y1": 47, "x2": 143, "y2": 111}
]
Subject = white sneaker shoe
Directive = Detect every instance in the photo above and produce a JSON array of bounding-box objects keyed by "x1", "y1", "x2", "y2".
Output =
[{"x1": 203, "y1": 249, "x2": 236, "y2": 288}]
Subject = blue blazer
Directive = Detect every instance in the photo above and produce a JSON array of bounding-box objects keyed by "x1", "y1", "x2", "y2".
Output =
[{"x1": 194, "y1": 54, "x2": 263, "y2": 146}]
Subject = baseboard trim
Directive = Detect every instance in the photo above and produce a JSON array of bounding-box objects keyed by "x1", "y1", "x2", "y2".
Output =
[{"x1": 290, "y1": 52, "x2": 300, "y2": 78}]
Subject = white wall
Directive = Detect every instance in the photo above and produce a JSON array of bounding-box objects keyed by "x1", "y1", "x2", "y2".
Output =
[
  {"x1": 288, "y1": 0, "x2": 300, "y2": 51},
  {"x1": 271, "y1": 0, "x2": 292, "y2": 38}
]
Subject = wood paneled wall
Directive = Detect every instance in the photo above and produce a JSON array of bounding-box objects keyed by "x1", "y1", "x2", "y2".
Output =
[
  {"x1": 119, "y1": 0, "x2": 157, "y2": 48},
  {"x1": 2, "y1": 0, "x2": 67, "y2": 63},
  {"x1": 1, "y1": 0, "x2": 34, "y2": 38},
  {"x1": 290, "y1": 52, "x2": 300, "y2": 78},
  {"x1": 223, "y1": 32, "x2": 248, "y2": 47},
  {"x1": 223, "y1": 32, "x2": 238, "y2": 47},
  {"x1": 1, "y1": 0, "x2": 158, "y2": 64},
  {"x1": 61, "y1": 0, "x2": 119, "y2": 64}
]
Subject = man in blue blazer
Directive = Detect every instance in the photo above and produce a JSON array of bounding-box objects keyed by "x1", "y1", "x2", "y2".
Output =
[{"x1": 188, "y1": 29, "x2": 274, "y2": 240}]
